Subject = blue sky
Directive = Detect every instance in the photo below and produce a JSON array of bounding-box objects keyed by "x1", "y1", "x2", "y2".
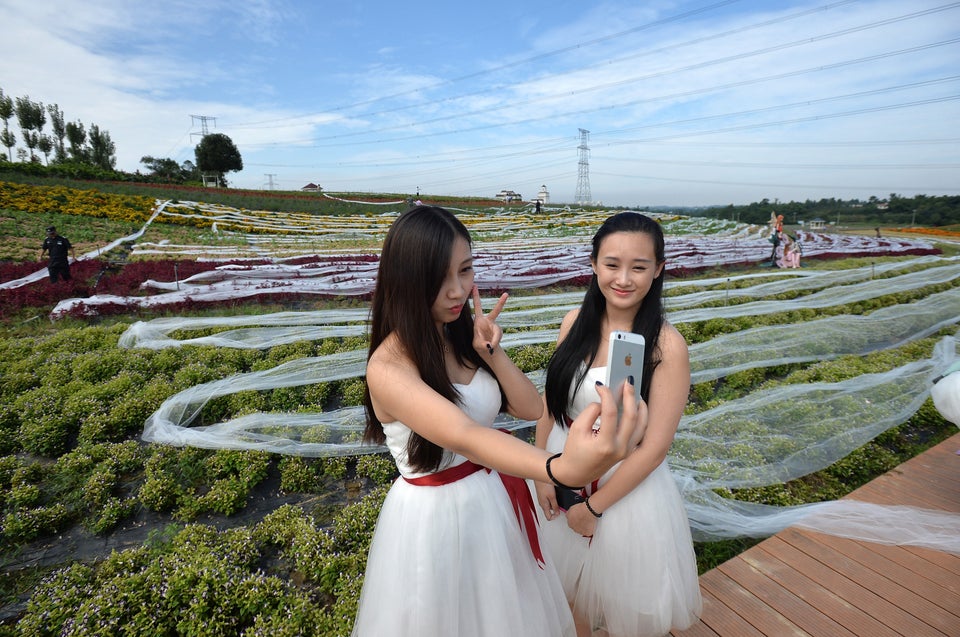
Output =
[{"x1": 1, "y1": 0, "x2": 958, "y2": 206}]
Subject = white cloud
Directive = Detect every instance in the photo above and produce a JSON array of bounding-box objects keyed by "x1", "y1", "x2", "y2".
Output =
[{"x1": 0, "y1": 0, "x2": 956, "y2": 205}]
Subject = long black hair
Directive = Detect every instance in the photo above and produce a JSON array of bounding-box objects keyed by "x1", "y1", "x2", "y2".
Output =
[
  {"x1": 544, "y1": 212, "x2": 667, "y2": 425},
  {"x1": 363, "y1": 206, "x2": 502, "y2": 472}
]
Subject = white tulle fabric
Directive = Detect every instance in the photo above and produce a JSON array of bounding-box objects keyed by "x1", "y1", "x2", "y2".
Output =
[
  {"x1": 129, "y1": 258, "x2": 960, "y2": 555},
  {"x1": 931, "y1": 362, "x2": 960, "y2": 425},
  {"x1": 537, "y1": 366, "x2": 702, "y2": 637},
  {"x1": 352, "y1": 368, "x2": 574, "y2": 637}
]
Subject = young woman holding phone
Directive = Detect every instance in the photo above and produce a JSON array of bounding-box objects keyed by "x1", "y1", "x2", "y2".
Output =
[{"x1": 533, "y1": 212, "x2": 702, "y2": 637}]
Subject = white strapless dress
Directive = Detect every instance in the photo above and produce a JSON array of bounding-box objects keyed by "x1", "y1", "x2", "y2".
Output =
[
  {"x1": 534, "y1": 365, "x2": 702, "y2": 637},
  {"x1": 352, "y1": 368, "x2": 575, "y2": 637}
]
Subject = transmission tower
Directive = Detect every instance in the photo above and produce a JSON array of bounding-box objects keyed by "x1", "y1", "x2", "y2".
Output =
[
  {"x1": 574, "y1": 128, "x2": 591, "y2": 205},
  {"x1": 190, "y1": 115, "x2": 219, "y2": 187},
  {"x1": 189, "y1": 115, "x2": 217, "y2": 141}
]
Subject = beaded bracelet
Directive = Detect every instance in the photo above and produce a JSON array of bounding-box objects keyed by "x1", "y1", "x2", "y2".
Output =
[
  {"x1": 545, "y1": 453, "x2": 584, "y2": 490},
  {"x1": 584, "y1": 496, "x2": 603, "y2": 518}
]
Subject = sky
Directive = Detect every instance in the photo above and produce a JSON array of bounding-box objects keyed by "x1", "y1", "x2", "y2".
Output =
[{"x1": 1, "y1": 0, "x2": 958, "y2": 207}]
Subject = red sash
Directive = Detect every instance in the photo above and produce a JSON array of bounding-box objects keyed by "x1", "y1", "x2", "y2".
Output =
[{"x1": 403, "y1": 456, "x2": 545, "y2": 569}]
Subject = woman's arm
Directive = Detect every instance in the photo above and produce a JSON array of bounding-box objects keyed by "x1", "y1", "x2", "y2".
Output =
[
  {"x1": 533, "y1": 308, "x2": 579, "y2": 449},
  {"x1": 487, "y1": 344, "x2": 543, "y2": 421},
  {"x1": 533, "y1": 309, "x2": 579, "y2": 518},
  {"x1": 470, "y1": 287, "x2": 541, "y2": 420},
  {"x1": 566, "y1": 322, "x2": 689, "y2": 533},
  {"x1": 368, "y1": 339, "x2": 642, "y2": 486}
]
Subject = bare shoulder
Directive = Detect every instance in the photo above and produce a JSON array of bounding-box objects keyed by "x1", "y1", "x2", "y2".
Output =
[
  {"x1": 658, "y1": 321, "x2": 689, "y2": 358},
  {"x1": 557, "y1": 308, "x2": 581, "y2": 342},
  {"x1": 367, "y1": 334, "x2": 415, "y2": 384}
]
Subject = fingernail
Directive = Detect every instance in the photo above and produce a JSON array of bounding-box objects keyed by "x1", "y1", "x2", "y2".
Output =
[
  {"x1": 628, "y1": 375, "x2": 634, "y2": 385},
  {"x1": 595, "y1": 380, "x2": 603, "y2": 386},
  {"x1": 486, "y1": 344, "x2": 494, "y2": 355}
]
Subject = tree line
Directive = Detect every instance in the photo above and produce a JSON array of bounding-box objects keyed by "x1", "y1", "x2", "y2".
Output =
[
  {"x1": 0, "y1": 86, "x2": 244, "y2": 187},
  {"x1": 702, "y1": 194, "x2": 959, "y2": 228},
  {"x1": 0, "y1": 89, "x2": 116, "y2": 171}
]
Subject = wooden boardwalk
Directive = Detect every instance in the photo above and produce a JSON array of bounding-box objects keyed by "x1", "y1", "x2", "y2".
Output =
[{"x1": 671, "y1": 432, "x2": 960, "y2": 637}]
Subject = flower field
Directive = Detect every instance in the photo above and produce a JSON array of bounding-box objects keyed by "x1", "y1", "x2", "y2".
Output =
[{"x1": 0, "y1": 181, "x2": 958, "y2": 635}]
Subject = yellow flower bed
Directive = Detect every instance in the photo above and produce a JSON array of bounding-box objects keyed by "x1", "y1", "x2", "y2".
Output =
[{"x1": 0, "y1": 181, "x2": 155, "y2": 223}]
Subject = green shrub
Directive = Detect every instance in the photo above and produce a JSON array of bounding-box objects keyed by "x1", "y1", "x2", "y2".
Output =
[
  {"x1": 16, "y1": 386, "x2": 76, "y2": 457},
  {"x1": 2, "y1": 503, "x2": 70, "y2": 543},
  {"x1": 320, "y1": 455, "x2": 349, "y2": 480},
  {"x1": 278, "y1": 456, "x2": 319, "y2": 494},
  {"x1": 338, "y1": 378, "x2": 367, "y2": 407},
  {"x1": 508, "y1": 343, "x2": 553, "y2": 373},
  {"x1": 355, "y1": 453, "x2": 397, "y2": 485}
]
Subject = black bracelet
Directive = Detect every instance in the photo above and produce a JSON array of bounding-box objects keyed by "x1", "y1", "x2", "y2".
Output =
[
  {"x1": 584, "y1": 496, "x2": 603, "y2": 518},
  {"x1": 545, "y1": 453, "x2": 584, "y2": 490}
]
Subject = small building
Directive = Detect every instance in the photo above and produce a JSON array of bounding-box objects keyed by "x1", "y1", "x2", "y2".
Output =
[
  {"x1": 535, "y1": 184, "x2": 550, "y2": 204},
  {"x1": 301, "y1": 183, "x2": 322, "y2": 192},
  {"x1": 808, "y1": 218, "x2": 826, "y2": 230},
  {"x1": 495, "y1": 189, "x2": 522, "y2": 202}
]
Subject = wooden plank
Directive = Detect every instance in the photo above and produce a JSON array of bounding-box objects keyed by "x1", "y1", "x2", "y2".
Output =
[
  {"x1": 671, "y1": 588, "x2": 762, "y2": 637},
  {"x1": 744, "y1": 543, "x2": 903, "y2": 637},
  {"x1": 853, "y1": 473, "x2": 958, "y2": 511},
  {"x1": 756, "y1": 534, "x2": 933, "y2": 635},
  {"x1": 674, "y1": 434, "x2": 960, "y2": 637},
  {"x1": 668, "y1": 593, "x2": 721, "y2": 637},
  {"x1": 878, "y1": 463, "x2": 960, "y2": 500},
  {"x1": 903, "y1": 545, "x2": 960, "y2": 576},
  {"x1": 698, "y1": 568, "x2": 810, "y2": 636},
  {"x1": 852, "y1": 478, "x2": 956, "y2": 512},
  {"x1": 779, "y1": 529, "x2": 954, "y2": 636},
  {"x1": 913, "y1": 440, "x2": 960, "y2": 464},
  {"x1": 806, "y1": 532, "x2": 960, "y2": 630},
  {"x1": 717, "y1": 555, "x2": 856, "y2": 636},
  {"x1": 862, "y1": 541, "x2": 960, "y2": 596}
]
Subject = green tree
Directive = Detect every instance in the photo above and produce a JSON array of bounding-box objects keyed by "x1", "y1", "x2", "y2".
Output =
[
  {"x1": 0, "y1": 88, "x2": 14, "y2": 161},
  {"x1": 88, "y1": 124, "x2": 116, "y2": 170},
  {"x1": 65, "y1": 120, "x2": 87, "y2": 162},
  {"x1": 180, "y1": 159, "x2": 201, "y2": 182},
  {"x1": 15, "y1": 95, "x2": 45, "y2": 162},
  {"x1": 37, "y1": 134, "x2": 53, "y2": 165},
  {"x1": 0, "y1": 128, "x2": 15, "y2": 161},
  {"x1": 141, "y1": 155, "x2": 186, "y2": 182},
  {"x1": 47, "y1": 103, "x2": 67, "y2": 162},
  {"x1": 195, "y1": 133, "x2": 243, "y2": 186}
]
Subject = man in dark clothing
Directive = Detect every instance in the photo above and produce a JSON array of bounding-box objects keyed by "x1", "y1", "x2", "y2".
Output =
[{"x1": 39, "y1": 226, "x2": 75, "y2": 282}]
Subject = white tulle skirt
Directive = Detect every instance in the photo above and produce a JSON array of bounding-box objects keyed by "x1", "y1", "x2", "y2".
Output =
[
  {"x1": 352, "y1": 467, "x2": 575, "y2": 637},
  {"x1": 536, "y1": 425, "x2": 703, "y2": 637}
]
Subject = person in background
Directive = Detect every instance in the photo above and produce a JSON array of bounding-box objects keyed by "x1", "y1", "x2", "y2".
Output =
[
  {"x1": 352, "y1": 205, "x2": 646, "y2": 637},
  {"x1": 532, "y1": 212, "x2": 702, "y2": 637},
  {"x1": 39, "y1": 226, "x2": 75, "y2": 282},
  {"x1": 782, "y1": 235, "x2": 802, "y2": 268}
]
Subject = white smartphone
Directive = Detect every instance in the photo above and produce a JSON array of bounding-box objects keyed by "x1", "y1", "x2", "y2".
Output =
[{"x1": 605, "y1": 331, "x2": 645, "y2": 395}]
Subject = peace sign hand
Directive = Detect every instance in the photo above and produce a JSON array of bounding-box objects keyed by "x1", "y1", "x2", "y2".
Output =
[{"x1": 471, "y1": 285, "x2": 507, "y2": 356}]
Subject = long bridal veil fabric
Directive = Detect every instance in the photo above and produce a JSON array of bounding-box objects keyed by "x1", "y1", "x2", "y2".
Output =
[{"x1": 128, "y1": 257, "x2": 960, "y2": 555}]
